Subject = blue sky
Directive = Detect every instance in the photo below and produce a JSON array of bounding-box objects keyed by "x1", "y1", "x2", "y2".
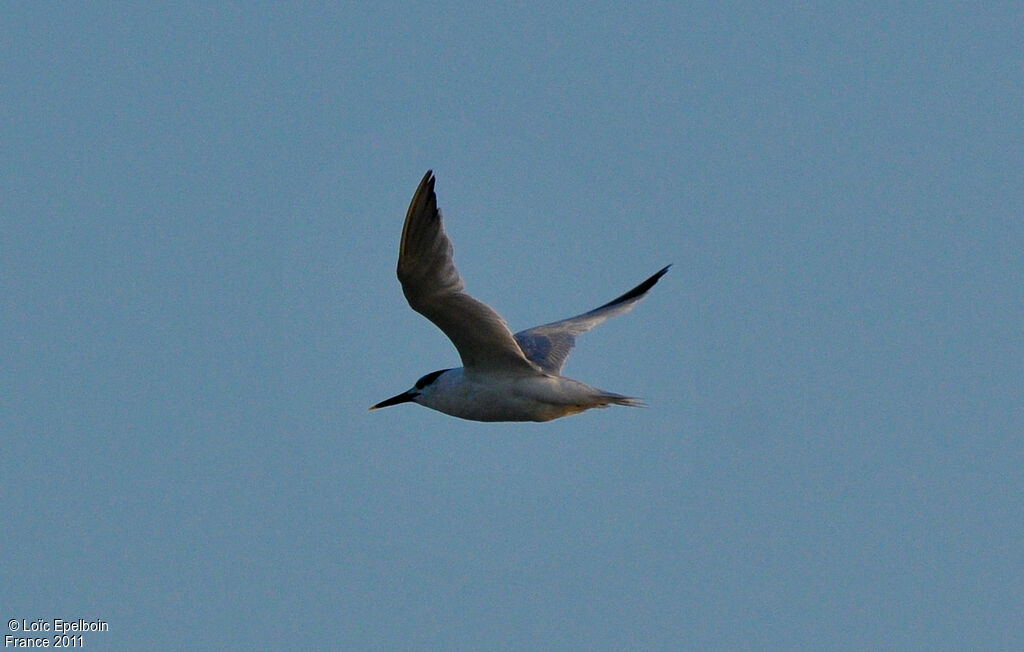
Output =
[{"x1": 3, "y1": 3, "x2": 1022, "y2": 649}]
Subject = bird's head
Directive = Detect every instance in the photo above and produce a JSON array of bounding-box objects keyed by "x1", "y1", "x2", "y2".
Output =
[{"x1": 369, "y1": 368, "x2": 452, "y2": 411}]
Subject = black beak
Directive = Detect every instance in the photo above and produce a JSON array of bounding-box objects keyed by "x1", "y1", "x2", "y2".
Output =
[{"x1": 369, "y1": 391, "x2": 417, "y2": 410}]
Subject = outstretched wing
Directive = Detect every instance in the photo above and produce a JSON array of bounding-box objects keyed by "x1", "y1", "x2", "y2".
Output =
[
  {"x1": 397, "y1": 170, "x2": 538, "y2": 375},
  {"x1": 513, "y1": 265, "x2": 670, "y2": 374}
]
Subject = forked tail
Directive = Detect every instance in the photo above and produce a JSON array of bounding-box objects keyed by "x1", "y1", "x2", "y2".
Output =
[{"x1": 598, "y1": 392, "x2": 645, "y2": 408}]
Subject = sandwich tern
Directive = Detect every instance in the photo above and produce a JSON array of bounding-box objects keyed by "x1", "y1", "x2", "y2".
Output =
[{"x1": 370, "y1": 170, "x2": 669, "y2": 422}]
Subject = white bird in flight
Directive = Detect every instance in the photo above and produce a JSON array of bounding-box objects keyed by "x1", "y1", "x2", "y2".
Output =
[{"x1": 370, "y1": 171, "x2": 669, "y2": 422}]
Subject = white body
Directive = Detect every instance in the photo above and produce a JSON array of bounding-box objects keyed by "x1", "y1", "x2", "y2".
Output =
[{"x1": 416, "y1": 368, "x2": 639, "y2": 422}]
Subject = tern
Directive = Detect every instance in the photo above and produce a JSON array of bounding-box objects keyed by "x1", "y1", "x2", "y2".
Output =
[{"x1": 370, "y1": 170, "x2": 669, "y2": 422}]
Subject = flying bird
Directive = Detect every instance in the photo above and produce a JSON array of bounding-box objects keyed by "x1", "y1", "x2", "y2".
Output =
[{"x1": 370, "y1": 170, "x2": 668, "y2": 422}]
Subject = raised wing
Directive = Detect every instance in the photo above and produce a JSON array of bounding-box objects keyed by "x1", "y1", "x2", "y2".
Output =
[
  {"x1": 513, "y1": 265, "x2": 670, "y2": 374},
  {"x1": 397, "y1": 171, "x2": 538, "y2": 374}
]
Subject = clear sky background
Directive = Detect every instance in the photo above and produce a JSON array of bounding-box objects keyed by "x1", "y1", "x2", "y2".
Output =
[{"x1": 3, "y1": 3, "x2": 1022, "y2": 650}]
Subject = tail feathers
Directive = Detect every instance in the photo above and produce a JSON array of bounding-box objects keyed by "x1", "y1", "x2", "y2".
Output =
[{"x1": 597, "y1": 392, "x2": 645, "y2": 408}]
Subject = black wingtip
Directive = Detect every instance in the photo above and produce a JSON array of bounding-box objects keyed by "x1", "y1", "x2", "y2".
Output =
[
  {"x1": 399, "y1": 170, "x2": 440, "y2": 263},
  {"x1": 593, "y1": 265, "x2": 671, "y2": 311},
  {"x1": 624, "y1": 265, "x2": 671, "y2": 299},
  {"x1": 411, "y1": 170, "x2": 437, "y2": 214}
]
